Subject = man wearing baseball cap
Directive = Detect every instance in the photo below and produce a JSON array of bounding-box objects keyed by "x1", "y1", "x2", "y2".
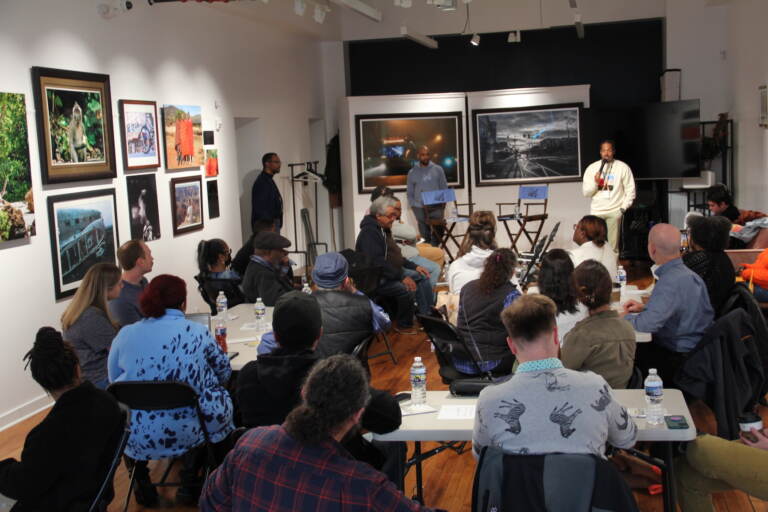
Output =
[{"x1": 242, "y1": 231, "x2": 295, "y2": 306}]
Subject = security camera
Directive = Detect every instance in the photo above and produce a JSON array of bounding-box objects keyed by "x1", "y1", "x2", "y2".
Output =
[{"x1": 121, "y1": 0, "x2": 133, "y2": 10}]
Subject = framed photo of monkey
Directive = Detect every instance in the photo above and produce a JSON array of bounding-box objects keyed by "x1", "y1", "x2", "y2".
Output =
[{"x1": 31, "y1": 67, "x2": 117, "y2": 184}]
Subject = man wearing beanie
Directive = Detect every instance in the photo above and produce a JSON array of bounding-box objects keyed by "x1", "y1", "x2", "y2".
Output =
[
  {"x1": 237, "y1": 291, "x2": 406, "y2": 488},
  {"x1": 312, "y1": 252, "x2": 391, "y2": 358}
]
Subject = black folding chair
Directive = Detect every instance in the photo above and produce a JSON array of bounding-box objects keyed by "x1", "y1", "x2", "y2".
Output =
[
  {"x1": 88, "y1": 403, "x2": 131, "y2": 512},
  {"x1": 107, "y1": 381, "x2": 217, "y2": 512}
]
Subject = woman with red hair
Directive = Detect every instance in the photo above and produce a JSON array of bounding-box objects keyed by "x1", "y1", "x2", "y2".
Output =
[{"x1": 108, "y1": 274, "x2": 233, "y2": 505}]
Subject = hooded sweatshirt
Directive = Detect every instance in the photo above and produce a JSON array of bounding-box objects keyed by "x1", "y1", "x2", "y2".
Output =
[
  {"x1": 237, "y1": 347, "x2": 401, "y2": 434},
  {"x1": 355, "y1": 214, "x2": 416, "y2": 283},
  {"x1": 447, "y1": 246, "x2": 493, "y2": 294}
]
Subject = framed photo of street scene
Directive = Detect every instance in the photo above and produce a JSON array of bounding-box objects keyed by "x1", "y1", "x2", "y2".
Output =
[
  {"x1": 119, "y1": 99, "x2": 161, "y2": 170},
  {"x1": 0, "y1": 91, "x2": 35, "y2": 245},
  {"x1": 472, "y1": 103, "x2": 582, "y2": 186},
  {"x1": 354, "y1": 112, "x2": 464, "y2": 194},
  {"x1": 31, "y1": 67, "x2": 116, "y2": 184},
  {"x1": 47, "y1": 188, "x2": 119, "y2": 299},
  {"x1": 170, "y1": 175, "x2": 204, "y2": 236}
]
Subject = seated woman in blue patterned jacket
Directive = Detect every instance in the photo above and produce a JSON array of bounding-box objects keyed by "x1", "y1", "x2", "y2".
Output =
[{"x1": 108, "y1": 273, "x2": 234, "y2": 506}]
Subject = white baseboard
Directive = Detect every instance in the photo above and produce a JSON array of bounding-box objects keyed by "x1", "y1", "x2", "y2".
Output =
[{"x1": 0, "y1": 394, "x2": 53, "y2": 432}]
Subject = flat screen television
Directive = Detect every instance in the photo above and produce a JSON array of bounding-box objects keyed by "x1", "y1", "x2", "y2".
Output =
[{"x1": 581, "y1": 99, "x2": 701, "y2": 180}]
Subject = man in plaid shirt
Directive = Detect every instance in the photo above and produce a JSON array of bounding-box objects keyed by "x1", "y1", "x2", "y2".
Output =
[{"x1": 201, "y1": 355, "x2": 439, "y2": 512}]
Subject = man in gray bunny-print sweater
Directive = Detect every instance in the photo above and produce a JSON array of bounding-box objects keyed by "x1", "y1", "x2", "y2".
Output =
[{"x1": 473, "y1": 294, "x2": 637, "y2": 459}]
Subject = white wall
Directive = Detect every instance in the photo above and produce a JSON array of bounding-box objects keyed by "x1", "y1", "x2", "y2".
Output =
[
  {"x1": 0, "y1": 0, "x2": 326, "y2": 428},
  {"x1": 339, "y1": 86, "x2": 590, "y2": 252},
  {"x1": 340, "y1": 0, "x2": 665, "y2": 41},
  {"x1": 727, "y1": 0, "x2": 768, "y2": 211}
]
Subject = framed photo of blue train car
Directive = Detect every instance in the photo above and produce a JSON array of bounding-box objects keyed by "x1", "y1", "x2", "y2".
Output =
[
  {"x1": 119, "y1": 99, "x2": 161, "y2": 170},
  {"x1": 47, "y1": 188, "x2": 119, "y2": 299}
]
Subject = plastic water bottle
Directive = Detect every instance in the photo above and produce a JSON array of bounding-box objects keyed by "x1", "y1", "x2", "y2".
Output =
[
  {"x1": 644, "y1": 368, "x2": 664, "y2": 425},
  {"x1": 214, "y1": 316, "x2": 228, "y2": 352},
  {"x1": 215, "y1": 291, "x2": 228, "y2": 317},
  {"x1": 410, "y1": 356, "x2": 427, "y2": 406},
  {"x1": 254, "y1": 297, "x2": 266, "y2": 329},
  {"x1": 301, "y1": 276, "x2": 312, "y2": 295},
  {"x1": 617, "y1": 265, "x2": 627, "y2": 301}
]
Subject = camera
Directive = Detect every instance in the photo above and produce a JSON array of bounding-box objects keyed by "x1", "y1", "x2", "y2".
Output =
[{"x1": 121, "y1": 0, "x2": 133, "y2": 10}]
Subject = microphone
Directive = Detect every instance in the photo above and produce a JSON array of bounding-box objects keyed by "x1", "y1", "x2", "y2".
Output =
[{"x1": 596, "y1": 159, "x2": 607, "y2": 190}]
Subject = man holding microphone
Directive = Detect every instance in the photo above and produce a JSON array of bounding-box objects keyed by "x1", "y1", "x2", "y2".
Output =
[{"x1": 582, "y1": 140, "x2": 636, "y2": 253}]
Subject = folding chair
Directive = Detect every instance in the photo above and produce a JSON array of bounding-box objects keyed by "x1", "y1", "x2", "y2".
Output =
[
  {"x1": 107, "y1": 381, "x2": 217, "y2": 512},
  {"x1": 496, "y1": 185, "x2": 549, "y2": 253},
  {"x1": 88, "y1": 403, "x2": 131, "y2": 512},
  {"x1": 421, "y1": 188, "x2": 473, "y2": 262}
]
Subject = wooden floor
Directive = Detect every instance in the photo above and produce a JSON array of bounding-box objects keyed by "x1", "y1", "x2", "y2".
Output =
[{"x1": 1, "y1": 327, "x2": 767, "y2": 511}]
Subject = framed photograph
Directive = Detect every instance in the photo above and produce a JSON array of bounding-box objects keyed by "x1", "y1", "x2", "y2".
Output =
[
  {"x1": 355, "y1": 112, "x2": 464, "y2": 194},
  {"x1": 0, "y1": 92, "x2": 35, "y2": 244},
  {"x1": 205, "y1": 148, "x2": 219, "y2": 177},
  {"x1": 47, "y1": 188, "x2": 119, "y2": 299},
  {"x1": 472, "y1": 103, "x2": 582, "y2": 186},
  {"x1": 162, "y1": 104, "x2": 203, "y2": 170},
  {"x1": 207, "y1": 179, "x2": 220, "y2": 219},
  {"x1": 760, "y1": 85, "x2": 767, "y2": 128},
  {"x1": 118, "y1": 100, "x2": 161, "y2": 170},
  {"x1": 170, "y1": 175, "x2": 204, "y2": 235},
  {"x1": 126, "y1": 174, "x2": 160, "y2": 241},
  {"x1": 31, "y1": 67, "x2": 116, "y2": 184}
]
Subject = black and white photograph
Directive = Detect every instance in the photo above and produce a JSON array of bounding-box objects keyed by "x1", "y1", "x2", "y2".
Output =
[
  {"x1": 207, "y1": 179, "x2": 220, "y2": 219},
  {"x1": 473, "y1": 104, "x2": 582, "y2": 186},
  {"x1": 47, "y1": 188, "x2": 118, "y2": 299},
  {"x1": 126, "y1": 173, "x2": 160, "y2": 241},
  {"x1": 355, "y1": 112, "x2": 464, "y2": 193}
]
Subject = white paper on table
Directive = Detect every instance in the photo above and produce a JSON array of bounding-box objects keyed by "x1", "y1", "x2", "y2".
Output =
[
  {"x1": 437, "y1": 404, "x2": 476, "y2": 420},
  {"x1": 400, "y1": 403, "x2": 437, "y2": 416},
  {"x1": 240, "y1": 322, "x2": 260, "y2": 331}
]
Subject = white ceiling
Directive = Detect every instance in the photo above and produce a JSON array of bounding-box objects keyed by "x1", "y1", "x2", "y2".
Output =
[{"x1": 206, "y1": 0, "x2": 667, "y2": 42}]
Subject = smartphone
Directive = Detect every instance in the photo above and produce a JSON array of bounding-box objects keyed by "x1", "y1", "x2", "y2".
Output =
[
  {"x1": 664, "y1": 415, "x2": 689, "y2": 429},
  {"x1": 396, "y1": 392, "x2": 411, "y2": 403}
]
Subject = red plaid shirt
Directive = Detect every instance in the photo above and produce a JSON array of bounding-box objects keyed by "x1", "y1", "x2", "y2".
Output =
[{"x1": 201, "y1": 425, "x2": 437, "y2": 512}]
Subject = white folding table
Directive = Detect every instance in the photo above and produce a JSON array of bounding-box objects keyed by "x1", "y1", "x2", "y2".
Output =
[
  {"x1": 374, "y1": 389, "x2": 695, "y2": 510},
  {"x1": 211, "y1": 303, "x2": 272, "y2": 371}
]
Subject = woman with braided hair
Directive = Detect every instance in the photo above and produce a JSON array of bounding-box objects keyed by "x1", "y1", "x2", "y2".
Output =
[
  {"x1": 447, "y1": 210, "x2": 498, "y2": 294},
  {"x1": 0, "y1": 327, "x2": 121, "y2": 511},
  {"x1": 561, "y1": 260, "x2": 636, "y2": 388}
]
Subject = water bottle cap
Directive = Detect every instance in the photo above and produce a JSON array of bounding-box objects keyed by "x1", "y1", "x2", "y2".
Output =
[
  {"x1": 649, "y1": 368, "x2": 657, "y2": 375},
  {"x1": 257, "y1": 297, "x2": 262, "y2": 301},
  {"x1": 414, "y1": 356, "x2": 422, "y2": 362}
]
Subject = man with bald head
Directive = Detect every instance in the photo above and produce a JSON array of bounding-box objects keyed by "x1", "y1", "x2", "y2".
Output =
[
  {"x1": 622, "y1": 223, "x2": 714, "y2": 381},
  {"x1": 407, "y1": 145, "x2": 448, "y2": 246}
]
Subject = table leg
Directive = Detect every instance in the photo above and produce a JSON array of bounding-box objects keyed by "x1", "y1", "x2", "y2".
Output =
[
  {"x1": 661, "y1": 442, "x2": 676, "y2": 512},
  {"x1": 414, "y1": 441, "x2": 424, "y2": 504}
]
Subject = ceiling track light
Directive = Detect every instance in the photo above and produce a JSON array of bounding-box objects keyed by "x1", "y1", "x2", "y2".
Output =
[
  {"x1": 400, "y1": 25, "x2": 439, "y2": 49},
  {"x1": 574, "y1": 13, "x2": 584, "y2": 39},
  {"x1": 470, "y1": 33, "x2": 480, "y2": 46}
]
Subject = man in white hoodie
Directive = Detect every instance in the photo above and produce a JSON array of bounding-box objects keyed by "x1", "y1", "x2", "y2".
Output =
[{"x1": 582, "y1": 140, "x2": 635, "y2": 253}]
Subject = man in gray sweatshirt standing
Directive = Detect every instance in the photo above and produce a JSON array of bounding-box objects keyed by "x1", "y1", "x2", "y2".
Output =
[{"x1": 473, "y1": 294, "x2": 637, "y2": 459}]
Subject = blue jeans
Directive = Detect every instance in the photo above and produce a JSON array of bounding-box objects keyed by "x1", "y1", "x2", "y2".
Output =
[
  {"x1": 412, "y1": 207, "x2": 444, "y2": 246},
  {"x1": 404, "y1": 268, "x2": 434, "y2": 315},
  {"x1": 754, "y1": 285, "x2": 768, "y2": 302},
  {"x1": 408, "y1": 256, "x2": 440, "y2": 289}
]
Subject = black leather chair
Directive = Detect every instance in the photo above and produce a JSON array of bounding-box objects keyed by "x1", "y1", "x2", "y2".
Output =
[
  {"x1": 107, "y1": 381, "x2": 217, "y2": 512},
  {"x1": 194, "y1": 273, "x2": 246, "y2": 315}
]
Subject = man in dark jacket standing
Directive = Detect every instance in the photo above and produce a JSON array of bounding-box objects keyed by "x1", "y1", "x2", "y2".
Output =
[
  {"x1": 237, "y1": 291, "x2": 405, "y2": 488},
  {"x1": 355, "y1": 195, "x2": 431, "y2": 332},
  {"x1": 251, "y1": 153, "x2": 283, "y2": 233},
  {"x1": 242, "y1": 231, "x2": 294, "y2": 306}
]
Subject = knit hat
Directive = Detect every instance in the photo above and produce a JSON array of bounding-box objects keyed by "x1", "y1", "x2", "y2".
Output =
[
  {"x1": 272, "y1": 291, "x2": 322, "y2": 349},
  {"x1": 312, "y1": 252, "x2": 349, "y2": 289}
]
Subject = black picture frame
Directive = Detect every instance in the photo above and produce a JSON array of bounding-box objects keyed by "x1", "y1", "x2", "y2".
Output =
[
  {"x1": 126, "y1": 173, "x2": 161, "y2": 241},
  {"x1": 31, "y1": 67, "x2": 117, "y2": 184},
  {"x1": 47, "y1": 188, "x2": 119, "y2": 300},
  {"x1": 118, "y1": 99, "x2": 161, "y2": 171},
  {"x1": 170, "y1": 175, "x2": 204, "y2": 236},
  {"x1": 207, "y1": 179, "x2": 220, "y2": 219},
  {"x1": 354, "y1": 112, "x2": 465, "y2": 194},
  {"x1": 472, "y1": 103, "x2": 583, "y2": 187}
]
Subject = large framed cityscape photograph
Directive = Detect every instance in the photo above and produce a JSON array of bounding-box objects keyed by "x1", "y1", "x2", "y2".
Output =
[
  {"x1": 473, "y1": 103, "x2": 582, "y2": 186},
  {"x1": 355, "y1": 112, "x2": 464, "y2": 194}
]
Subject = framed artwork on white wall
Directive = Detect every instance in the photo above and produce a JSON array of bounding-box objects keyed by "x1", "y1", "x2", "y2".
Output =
[{"x1": 119, "y1": 99, "x2": 161, "y2": 170}]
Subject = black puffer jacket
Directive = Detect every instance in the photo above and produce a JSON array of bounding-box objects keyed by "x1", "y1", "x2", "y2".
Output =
[{"x1": 314, "y1": 290, "x2": 373, "y2": 358}]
